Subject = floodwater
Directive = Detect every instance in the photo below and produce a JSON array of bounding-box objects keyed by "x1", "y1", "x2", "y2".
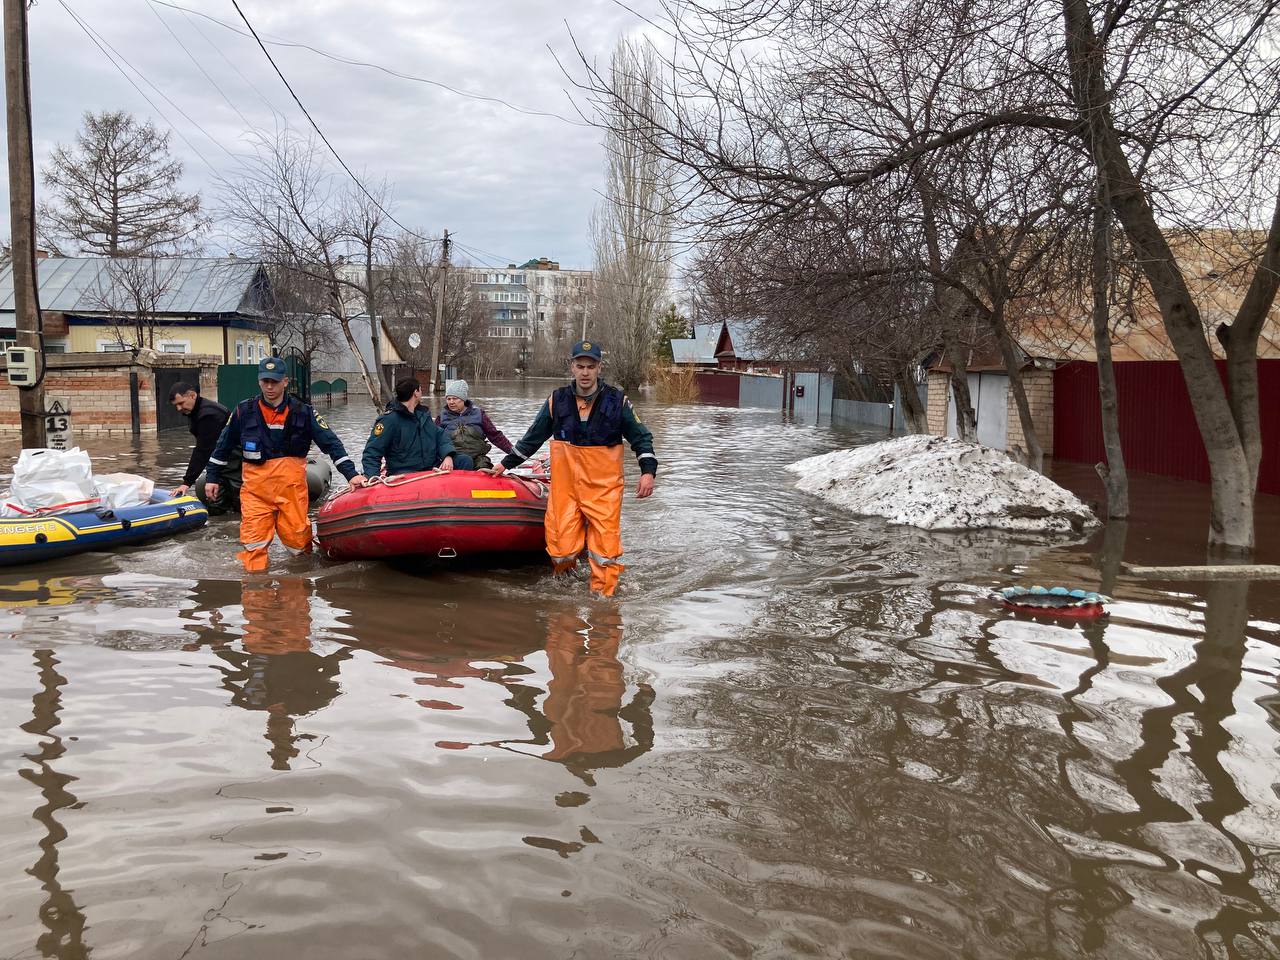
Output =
[{"x1": 1, "y1": 381, "x2": 1279, "y2": 959}]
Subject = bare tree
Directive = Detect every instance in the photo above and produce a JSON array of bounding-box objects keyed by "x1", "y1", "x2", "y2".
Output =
[
  {"x1": 572, "y1": 0, "x2": 1280, "y2": 551},
  {"x1": 40, "y1": 110, "x2": 206, "y2": 256},
  {"x1": 88, "y1": 256, "x2": 186, "y2": 351},
  {"x1": 218, "y1": 130, "x2": 394, "y2": 407},
  {"x1": 266, "y1": 265, "x2": 344, "y2": 368},
  {"x1": 589, "y1": 40, "x2": 675, "y2": 393},
  {"x1": 383, "y1": 235, "x2": 489, "y2": 378},
  {"x1": 345, "y1": 186, "x2": 396, "y2": 397}
]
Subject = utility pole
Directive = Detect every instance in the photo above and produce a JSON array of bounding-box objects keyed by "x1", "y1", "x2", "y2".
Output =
[
  {"x1": 428, "y1": 229, "x2": 449, "y2": 394},
  {"x1": 5, "y1": 0, "x2": 46, "y2": 446}
]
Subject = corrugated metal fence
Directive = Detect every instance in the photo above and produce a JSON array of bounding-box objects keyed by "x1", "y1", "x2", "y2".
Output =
[
  {"x1": 1054, "y1": 359, "x2": 1279, "y2": 496},
  {"x1": 740, "y1": 373, "x2": 784, "y2": 410},
  {"x1": 831, "y1": 399, "x2": 892, "y2": 429}
]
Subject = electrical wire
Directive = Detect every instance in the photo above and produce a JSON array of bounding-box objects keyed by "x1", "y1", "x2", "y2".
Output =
[
  {"x1": 228, "y1": 0, "x2": 440, "y2": 250},
  {"x1": 149, "y1": 0, "x2": 588, "y2": 127},
  {"x1": 57, "y1": 0, "x2": 227, "y2": 175},
  {"x1": 165, "y1": 0, "x2": 284, "y2": 118},
  {"x1": 146, "y1": 0, "x2": 257, "y2": 131}
]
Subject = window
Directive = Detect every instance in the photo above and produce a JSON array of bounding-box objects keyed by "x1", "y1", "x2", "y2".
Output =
[
  {"x1": 97, "y1": 340, "x2": 128, "y2": 352},
  {"x1": 512, "y1": 274, "x2": 525, "y2": 284},
  {"x1": 159, "y1": 341, "x2": 190, "y2": 354},
  {"x1": 235, "y1": 341, "x2": 244, "y2": 363},
  {"x1": 257, "y1": 342, "x2": 266, "y2": 361}
]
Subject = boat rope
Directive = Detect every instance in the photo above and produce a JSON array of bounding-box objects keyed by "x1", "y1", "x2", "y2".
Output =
[{"x1": 331, "y1": 469, "x2": 550, "y2": 500}]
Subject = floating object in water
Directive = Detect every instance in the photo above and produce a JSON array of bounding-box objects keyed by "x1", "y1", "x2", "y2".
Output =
[
  {"x1": 316, "y1": 469, "x2": 547, "y2": 561},
  {"x1": 996, "y1": 585, "x2": 1109, "y2": 619},
  {"x1": 0, "y1": 492, "x2": 208, "y2": 566}
]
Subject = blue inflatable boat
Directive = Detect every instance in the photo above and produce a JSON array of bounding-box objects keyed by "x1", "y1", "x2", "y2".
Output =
[{"x1": 0, "y1": 492, "x2": 208, "y2": 566}]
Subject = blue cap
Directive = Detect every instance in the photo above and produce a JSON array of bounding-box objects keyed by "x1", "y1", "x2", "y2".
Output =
[
  {"x1": 258, "y1": 356, "x2": 287, "y2": 381},
  {"x1": 570, "y1": 339, "x2": 602, "y2": 361}
]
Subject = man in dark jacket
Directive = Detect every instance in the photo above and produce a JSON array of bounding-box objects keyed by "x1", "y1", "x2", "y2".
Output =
[
  {"x1": 168, "y1": 382, "x2": 231, "y2": 499},
  {"x1": 362, "y1": 377, "x2": 465, "y2": 477}
]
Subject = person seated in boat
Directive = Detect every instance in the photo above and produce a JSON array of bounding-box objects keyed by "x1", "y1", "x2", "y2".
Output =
[
  {"x1": 362, "y1": 377, "x2": 467, "y2": 477},
  {"x1": 434, "y1": 379, "x2": 515, "y2": 471},
  {"x1": 168, "y1": 381, "x2": 238, "y2": 511}
]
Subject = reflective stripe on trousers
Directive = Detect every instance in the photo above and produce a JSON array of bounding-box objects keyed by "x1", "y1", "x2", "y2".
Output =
[
  {"x1": 237, "y1": 457, "x2": 311, "y2": 573},
  {"x1": 545, "y1": 439, "x2": 625, "y2": 596}
]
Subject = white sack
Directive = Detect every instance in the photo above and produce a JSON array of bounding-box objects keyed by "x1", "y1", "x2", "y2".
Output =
[
  {"x1": 94, "y1": 473, "x2": 155, "y2": 510},
  {"x1": 2, "y1": 446, "x2": 100, "y2": 517}
]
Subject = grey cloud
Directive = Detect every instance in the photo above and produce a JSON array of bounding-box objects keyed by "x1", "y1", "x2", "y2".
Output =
[{"x1": 2, "y1": 0, "x2": 657, "y2": 268}]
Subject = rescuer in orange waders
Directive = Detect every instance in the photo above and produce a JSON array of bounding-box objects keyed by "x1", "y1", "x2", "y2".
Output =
[
  {"x1": 205, "y1": 357, "x2": 366, "y2": 572},
  {"x1": 488, "y1": 340, "x2": 656, "y2": 596}
]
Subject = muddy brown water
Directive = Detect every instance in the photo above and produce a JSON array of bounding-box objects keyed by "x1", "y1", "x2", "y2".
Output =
[{"x1": 1, "y1": 381, "x2": 1278, "y2": 959}]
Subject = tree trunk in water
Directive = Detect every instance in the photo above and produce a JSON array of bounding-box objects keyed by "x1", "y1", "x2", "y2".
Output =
[
  {"x1": 988, "y1": 303, "x2": 1043, "y2": 471},
  {"x1": 1062, "y1": 0, "x2": 1255, "y2": 551},
  {"x1": 943, "y1": 331, "x2": 976, "y2": 442},
  {"x1": 894, "y1": 366, "x2": 928, "y2": 434},
  {"x1": 1224, "y1": 189, "x2": 1280, "y2": 496},
  {"x1": 1096, "y1": 518, "x2": 1128, "y2": 596},
  {"x1": 1090, "y1": 194, "x2": 1129, "y2": 518}
]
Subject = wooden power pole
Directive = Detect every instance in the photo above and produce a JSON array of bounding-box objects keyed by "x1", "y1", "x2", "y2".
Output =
[
  {"x1": 428, "y1": 229, "x2": 449, "y2": 394},
  {"x1": 5, "y1": 0, "x2": 46, "y2": 447}
]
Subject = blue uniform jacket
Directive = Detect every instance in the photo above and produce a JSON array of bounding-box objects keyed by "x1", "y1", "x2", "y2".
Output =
[
  {"x1": 206, "y1": 395, "x2": 358, "y2": 483},
  {"x1": 499, "y1": 381, "x2": 657, "y2": 475}
]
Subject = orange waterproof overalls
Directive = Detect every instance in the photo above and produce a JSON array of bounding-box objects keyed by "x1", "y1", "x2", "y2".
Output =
[
  {"x1": 238, "y1": 400, "x2": 311, "y2": 573},
  {"x1": 546, "y1": 394, "x2": 626, "y2": 596}
]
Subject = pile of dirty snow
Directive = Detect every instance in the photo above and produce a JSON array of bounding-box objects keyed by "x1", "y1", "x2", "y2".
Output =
[{"x1": 786, "y1": 435, "x2": 1098, "y2": 534}]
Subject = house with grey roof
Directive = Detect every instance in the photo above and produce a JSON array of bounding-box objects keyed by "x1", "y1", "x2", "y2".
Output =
[{"x1": 0, "y1": 256, "x2": 274, "y2": 364}]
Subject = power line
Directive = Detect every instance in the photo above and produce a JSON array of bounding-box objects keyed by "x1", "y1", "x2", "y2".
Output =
[
  {"x1": 149, "y1": 0, "x2": 588, "y2": 127},
  {"x1": 146, "y1": 0, "x2": 256, "y2": 131},
  {"x1": 164, "y1": 0, "x2": 284, "y2": 118},
  {"x1": 57, "y1": 0, "x2": 224, "y2": 176},
  {"x1": 228, "y1": 0, "x2": 438, "y2": 249}
]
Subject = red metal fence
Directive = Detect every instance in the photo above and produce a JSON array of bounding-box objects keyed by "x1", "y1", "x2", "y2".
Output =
[
  {"x1": 1053, "y1": 359, "x2": 1279, "y2": 496},
  {"x1": 695, "y1": 370, "x2": 741, "y2": 407}
]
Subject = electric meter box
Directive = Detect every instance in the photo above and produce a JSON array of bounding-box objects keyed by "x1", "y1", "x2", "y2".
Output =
[{"x1": 5, "y1": 347, "x2": 38, "y2": 385}]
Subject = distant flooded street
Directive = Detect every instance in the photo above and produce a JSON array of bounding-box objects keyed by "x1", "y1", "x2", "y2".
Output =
[{"x1": 1, "y1": 381, "x2": 1279, "y2": 959}]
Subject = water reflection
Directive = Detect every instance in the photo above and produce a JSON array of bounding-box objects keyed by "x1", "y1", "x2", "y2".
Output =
[
  {"x1": 210, "y1": 579, "x2": 350, "y2": 771},
  {"x1": 541, "y1": 607, "x2": 655, "y2": 779},
  {"x1": 18, "y1": 650, "x2": 90, "y2": 959},
  {"x1": 2, "y1": 389, "x2": 1279, "y2": 959}
]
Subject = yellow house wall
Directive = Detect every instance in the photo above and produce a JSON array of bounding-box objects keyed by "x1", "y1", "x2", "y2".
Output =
[{"x1": 68, "y1": 323, "x2": 270, "y2": 362}]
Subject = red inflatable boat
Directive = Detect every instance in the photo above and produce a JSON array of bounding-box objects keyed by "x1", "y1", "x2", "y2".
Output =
[{"x1": 316, "y1": 469, "x2": 548, "y2": 561}]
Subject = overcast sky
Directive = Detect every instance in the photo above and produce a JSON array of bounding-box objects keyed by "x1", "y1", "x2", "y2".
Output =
[{"x1": 1, "y1": 0, "x2": 664, "y2": 269}]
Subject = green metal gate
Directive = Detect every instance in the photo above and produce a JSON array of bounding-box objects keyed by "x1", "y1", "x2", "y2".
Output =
[{"x1": 217, "y1": 364, "x2": 260, "y2": 407}]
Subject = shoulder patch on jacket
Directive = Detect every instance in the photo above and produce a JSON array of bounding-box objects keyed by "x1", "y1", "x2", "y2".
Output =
[
  {"x1": 315, "y1": 414, "x2": 330, "y2": 430},
  {"x1": 373, "y1": 421, "x2": 384, "y2": 436}
]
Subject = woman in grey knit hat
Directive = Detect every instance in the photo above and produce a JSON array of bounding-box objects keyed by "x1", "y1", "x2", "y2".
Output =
[{"x1": 434, "y1": 380, "x2": 516, "y2": 470}]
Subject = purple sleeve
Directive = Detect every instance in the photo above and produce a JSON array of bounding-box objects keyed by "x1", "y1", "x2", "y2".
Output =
[{"x1": 481, "y1": 411, "x2": 515, "y2": 454}]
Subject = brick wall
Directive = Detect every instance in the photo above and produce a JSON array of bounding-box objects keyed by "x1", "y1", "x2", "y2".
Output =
[
  {"x1": 926, "y1": 372, "x2": 950, "y2": 435},
  {"x1": 0, "y1": 352, "x2": 218, "y2": 439},
  {"x1": 1005, "y1": 368, "x2": 1055, "y2": 456}
]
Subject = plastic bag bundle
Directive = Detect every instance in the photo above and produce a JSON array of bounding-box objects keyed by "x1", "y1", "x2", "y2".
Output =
[
  {"x1": 1, "y1": 447, "x2": 100, "y2": 517},
  {"x1": 93, "y1": 473, "x2": 155, "y2": 510}
]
